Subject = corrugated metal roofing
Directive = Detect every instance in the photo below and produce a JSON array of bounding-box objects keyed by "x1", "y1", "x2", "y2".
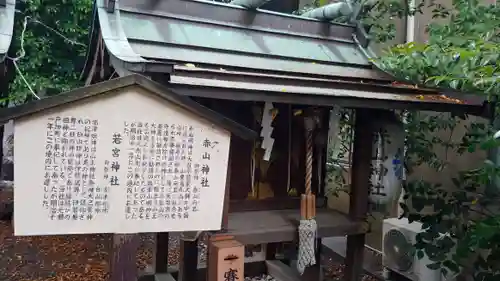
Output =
[
  {"x1": 92, "y1": 0, "x2": 387, "y2": 80},
  {"x1": 119, "y1": 10, "x2": 369, "y2": 66}
]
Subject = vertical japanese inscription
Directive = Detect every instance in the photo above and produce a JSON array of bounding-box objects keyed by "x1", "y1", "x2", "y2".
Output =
[
  {"x1": 370, "y1": 130, "x2": 388, "y2": 197},
  {"x1": 43, "y1": 117, "x2": 101, "y2": 221},
  {"x1": 224, "y1": 268, "x2": 239, "y2": 281},
  {"x1": 123, "y1": 121, "x2": 203, "y2": 221}
]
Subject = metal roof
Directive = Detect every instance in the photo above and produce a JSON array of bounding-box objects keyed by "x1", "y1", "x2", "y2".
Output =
[
  {"x1": 80, "y1": 0, "x2": 491, "y2": 116},
  {"x1": 0, "y1": 0, "x2": 15, "y2": 63},
  {"x1": 86, "y1": 0, "x2": 388, "y2": 80}
]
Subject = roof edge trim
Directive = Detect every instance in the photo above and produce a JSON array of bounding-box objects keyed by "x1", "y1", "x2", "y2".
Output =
[
  {"x1": 95, "y1": 0, "x2": 173, "y2": 73},
  {"x1": 0, "y1": 74, "x2": 257, "y2": 140}
]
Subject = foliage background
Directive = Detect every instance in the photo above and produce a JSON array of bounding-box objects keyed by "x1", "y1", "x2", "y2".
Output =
[
  {"x1": 7, "y1": 0, "x2": 92, "y2": 104},
  {"x1": 316, "y1": 0, "x2": 500, "y2": 280}
]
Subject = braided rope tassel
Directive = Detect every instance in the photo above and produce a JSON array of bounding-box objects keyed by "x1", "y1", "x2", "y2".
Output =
[{"x1": 297, "y1": 117, "x2": 317, "y2": 275}]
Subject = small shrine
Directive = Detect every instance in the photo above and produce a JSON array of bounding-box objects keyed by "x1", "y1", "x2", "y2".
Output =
[{"x1": 69, "y1": 0, "x2": 492, "y2": 280}]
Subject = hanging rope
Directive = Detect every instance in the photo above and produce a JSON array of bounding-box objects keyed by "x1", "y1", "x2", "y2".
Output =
[
  {"x1": 305, "y1": 120, "x2": 313, "y2": 196},
  {"x1": 297, "y1": 116, "x2": 317, "y2": 275}
]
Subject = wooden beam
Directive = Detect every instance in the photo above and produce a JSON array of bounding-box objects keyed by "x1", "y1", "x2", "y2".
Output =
[
  {"x1": 110, "y1": 234, "x2": 139, "y2": 281},
  {"x1": 227, "y1": 208, "x2": 366, "y2": 245},
  {"x1": 343, "y1": 108, "x2": 374, "y2": 281},
  {"x1": 230, "y1": 197, "x2": 300, "y2": 212}
]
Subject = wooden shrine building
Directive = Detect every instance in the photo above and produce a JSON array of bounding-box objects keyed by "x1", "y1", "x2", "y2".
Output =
[{"x1": 81, "y1": 0, "x2": 492, "y2": 280}]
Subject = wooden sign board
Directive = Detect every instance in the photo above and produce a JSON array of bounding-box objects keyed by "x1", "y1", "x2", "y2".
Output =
[{"x1": 9, "y1": 77, "x2": 238, "y2": 236}]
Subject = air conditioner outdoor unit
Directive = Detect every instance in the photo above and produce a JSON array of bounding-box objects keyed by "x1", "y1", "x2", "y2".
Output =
[{"x1": 382, "y1": 218, "x2": 442, "y2": 281}]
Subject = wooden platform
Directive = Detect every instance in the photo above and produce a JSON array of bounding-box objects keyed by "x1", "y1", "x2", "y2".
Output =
[{"x1": 227, "y1": 209, "x2": 368, "y2": 245}]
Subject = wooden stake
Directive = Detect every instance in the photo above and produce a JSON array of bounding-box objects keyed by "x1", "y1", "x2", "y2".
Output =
[
  {"x1": 110, "y1": 234, "x2": 139, "y2": 281},
  {"x1": 208, "y1": 239, "x2": 244, "y2": 281}
]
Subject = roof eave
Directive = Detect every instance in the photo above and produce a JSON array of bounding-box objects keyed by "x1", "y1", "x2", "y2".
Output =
[
  {"x1": 165, "y1": 69, "x2": 490, "y2": 118},
  {"x1": 81, "y1": 0, "x2": 173, "y2": 81},
  {"x1": 0, "y1": 74, "x2": 257, "y2": 140}
]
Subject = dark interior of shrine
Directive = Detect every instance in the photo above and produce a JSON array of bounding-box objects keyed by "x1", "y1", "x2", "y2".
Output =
[{"x1": 192, "y1": 97, "x2": 331, "y2": 212}]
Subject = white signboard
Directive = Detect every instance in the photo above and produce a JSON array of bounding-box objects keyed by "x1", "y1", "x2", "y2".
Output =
[{"x1": 13, "y1": 87, "x2": 231, "y2": 236}]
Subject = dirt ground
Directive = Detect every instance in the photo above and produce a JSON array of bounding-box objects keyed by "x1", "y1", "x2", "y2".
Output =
[{"x1": 0, "y1": 190, "x2": 377, "y2": 281}]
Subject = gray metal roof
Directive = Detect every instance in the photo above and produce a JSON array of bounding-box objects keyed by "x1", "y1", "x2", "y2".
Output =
[
  {"x1": 88, "y1": 0, "x2": 388, "y2": 80},
  {"x1": 0, "y1": 0, "x2": 15, "y2": 63},
  {"x1": 81, "y1": 0, "x2": 490, "y2": 116}
]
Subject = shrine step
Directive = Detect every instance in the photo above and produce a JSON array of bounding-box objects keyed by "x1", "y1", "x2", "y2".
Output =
[{"x1": 227, "y1": 209, "x2": 368, "y2": 245}]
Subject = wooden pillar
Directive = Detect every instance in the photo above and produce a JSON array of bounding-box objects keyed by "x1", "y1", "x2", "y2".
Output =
[
  {"x1": 110, "y1": 234, "x2": 140, "y2": 281},
  {"x1": 221, "y1": 141, "x2": 233, "y2": 231},
  {"x1": 343, "y1": 108, "x2": 374, "y2": 281},
  {"x1": 178, "y1": 239, "x2": 199, "y2": 281},
  {"x1": 155, "y1": 232, "x2": 170, "y2": 273},
  {"x1": 208, "y1": 237, "x2": 245, "y2": 281}
]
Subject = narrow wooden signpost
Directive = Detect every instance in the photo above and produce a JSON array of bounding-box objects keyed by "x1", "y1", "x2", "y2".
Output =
[{"x1": 208, "y1": 236, "x2": 244, "y2": 281}]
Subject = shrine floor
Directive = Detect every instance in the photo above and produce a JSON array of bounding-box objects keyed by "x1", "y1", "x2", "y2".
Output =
[{"x1": 0, "y1": 190, "x2": 378, "y2": 281}]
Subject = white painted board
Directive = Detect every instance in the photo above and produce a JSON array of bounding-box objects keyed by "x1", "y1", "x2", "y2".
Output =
[{"x1": 13, "y1": 86, "x2": 231, "y2": 236}]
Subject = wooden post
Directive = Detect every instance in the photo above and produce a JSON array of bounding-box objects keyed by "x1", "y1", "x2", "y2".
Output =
[
  {"x1": 221, "y1": 141, "x2": 233, "y2": 231},
  {"x1": 110, "y1": 234, "x2": 140, "y2": 281},
  {"x1": 178, "y1": 239, "x2": 199, "y2": 281},
  {"x1": 155, "y1": 232, "x2": 170, "y2": 273},
  {"x1": 343, "y1": 108, "x2": 374, "y2": 281},
  {"x1": 208, "y1": 237, "x2": 245, "y2": 281}
]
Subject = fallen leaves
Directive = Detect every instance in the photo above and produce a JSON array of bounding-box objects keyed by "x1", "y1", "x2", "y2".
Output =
[
  {"x1": 0, "y1": 189, "x2": 380, "y2": 281},
  {"x1": 0, "y1": 219, "x2": 111, "y2": 281}
]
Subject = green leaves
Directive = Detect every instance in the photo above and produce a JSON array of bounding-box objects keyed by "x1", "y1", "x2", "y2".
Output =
[
  {"x1": 375, "y1": 0, "x2": 500, "y2": 95},
  {"x1": 9, "y1": 0, "x2": 92, "y2": 100}
]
